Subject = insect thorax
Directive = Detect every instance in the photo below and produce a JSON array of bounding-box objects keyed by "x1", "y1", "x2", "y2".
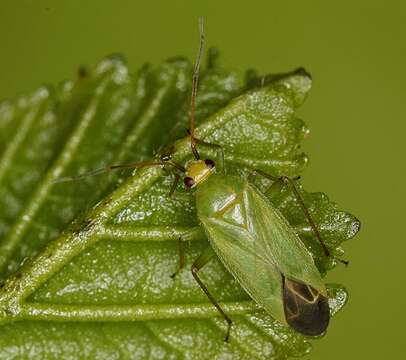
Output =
[{"x1": 195, "y1": 174, "x2": 247, "y2": 222}]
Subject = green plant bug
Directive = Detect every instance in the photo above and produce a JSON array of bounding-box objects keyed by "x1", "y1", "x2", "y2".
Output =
[
  {"x1": 172, "y1": 19, "x2": 349, "y2": 340},
  {"x1": 58, "y1": 17, "x2": 348, "y2": 341}
]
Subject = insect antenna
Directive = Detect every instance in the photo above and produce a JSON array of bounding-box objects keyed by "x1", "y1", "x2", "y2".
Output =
[
  {"x1": 53, "y1": 160, "x2": 185, "y2": 184},
  {"x1": 189, "y1": 16, "x2": 205, "y2": 160}
]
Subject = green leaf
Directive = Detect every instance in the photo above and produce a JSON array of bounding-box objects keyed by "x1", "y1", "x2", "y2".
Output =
[{"x1": 0, "y1": 53, "x2": 359, "y2": 359}]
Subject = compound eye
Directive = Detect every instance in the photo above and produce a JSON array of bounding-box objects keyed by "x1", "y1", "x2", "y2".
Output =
[
  {"x1": 184, "y1": 177, "x2": 195, "y2": 188},
  {"x1": 204, "y1": 159, "x2": 215, "y2": 169}
]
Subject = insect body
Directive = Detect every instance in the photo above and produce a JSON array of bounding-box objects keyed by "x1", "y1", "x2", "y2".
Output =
[
  {"x1": 185, "y1": 161, "x2": 330, "y2": 337},
  {"x1": 170, "y1": 18, "x2": 341, "y2": 339}
]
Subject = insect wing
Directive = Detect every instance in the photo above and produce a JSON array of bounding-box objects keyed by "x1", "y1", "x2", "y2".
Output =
[
  {"x1": 244, "y1": 183, "x2": 326, "y2": 296},
  {"x1": 200, "y1": 215, "x2": 287, "y2": 324},
  {"x1": 199, "y1": 180, "x2": 328, "y2": 331}
]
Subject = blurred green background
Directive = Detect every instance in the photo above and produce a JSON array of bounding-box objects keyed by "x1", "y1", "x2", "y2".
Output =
[{"x1": 0, "y1": 1, "x2": 404, "y2": 359}]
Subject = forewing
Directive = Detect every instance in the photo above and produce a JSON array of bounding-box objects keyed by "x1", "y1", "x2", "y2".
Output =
[
  {"x1": 244, "y1": 183, "x2": 326, "y2": 295},
  {"x1": 200, "y1": 216, "x2": 287, "y2": 325}
]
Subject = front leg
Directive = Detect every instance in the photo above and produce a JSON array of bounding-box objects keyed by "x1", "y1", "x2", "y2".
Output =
[{"x1": 171, "y1": 227, "x2": 205, "y2": 278}]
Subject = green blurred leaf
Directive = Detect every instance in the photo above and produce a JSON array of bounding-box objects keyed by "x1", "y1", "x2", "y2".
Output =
[{"x1": 0, "y1": 53, "x2": 359, "y2": 359}]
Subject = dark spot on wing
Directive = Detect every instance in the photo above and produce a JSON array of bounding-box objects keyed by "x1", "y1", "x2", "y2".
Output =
[{"x1": 283, "y1": 276, "x2": 330, "y2": 336}]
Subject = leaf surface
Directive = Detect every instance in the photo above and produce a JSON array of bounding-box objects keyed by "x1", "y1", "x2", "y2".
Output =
[{"x1": 0, "y1": 53, "x2": 359, "y2": 359}]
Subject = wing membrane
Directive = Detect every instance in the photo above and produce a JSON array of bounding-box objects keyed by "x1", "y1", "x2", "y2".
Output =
[{"x1": 283, "y1": 276, "x2": 330, "y2": 335}]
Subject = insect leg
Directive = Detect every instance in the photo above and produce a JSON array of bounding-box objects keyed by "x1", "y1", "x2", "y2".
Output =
[
  {"x1": 280, "y1": 176, "x2": 349, "y2": 265},
  {"x1": 251, "y1": 169, "x2": 348, "y2": 266},
  {"x1": 171, "y1": 227, "x2": 204, "y2": 278},
  {"x1": 249, "y1": 169, "x2": 299, "y2": 183},
  {"x1": 168, "y1": 173, "x2": 181, "y2": 198},
  {"x1": 191, "y1": 246, "x2": 233, "y2": 342}
]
